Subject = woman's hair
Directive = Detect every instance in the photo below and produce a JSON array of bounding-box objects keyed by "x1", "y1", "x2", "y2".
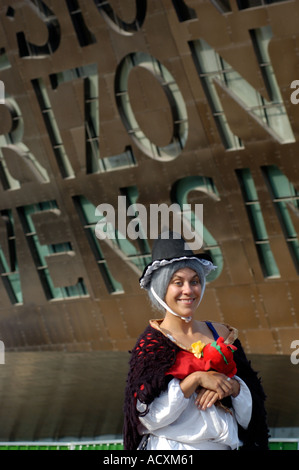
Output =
[{"x1": 147, "y1": 259, "x2": 205, "y2": 313}]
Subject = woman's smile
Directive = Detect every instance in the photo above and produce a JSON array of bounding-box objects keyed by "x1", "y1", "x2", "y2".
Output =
[{"x1": 178, "y1": 298, "x2": 196, "y2": 304}]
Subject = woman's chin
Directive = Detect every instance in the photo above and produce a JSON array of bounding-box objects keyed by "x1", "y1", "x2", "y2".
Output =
[{"x1": 176, "y1": 300, "x2": 199, "y2": 317}]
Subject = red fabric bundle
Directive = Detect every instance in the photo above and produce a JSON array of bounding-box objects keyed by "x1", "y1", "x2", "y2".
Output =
[{"x1": 166, "y1": 337, "x2": 237, "y2": 379}]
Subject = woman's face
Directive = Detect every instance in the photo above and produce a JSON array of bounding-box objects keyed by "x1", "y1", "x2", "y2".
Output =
[{"x1": 164, "y1": 267, "x2": 202, "y2": 319}]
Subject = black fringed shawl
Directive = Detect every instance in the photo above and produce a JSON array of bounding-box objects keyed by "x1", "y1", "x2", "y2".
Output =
[{"x1": 123, "y1": 324, "x2": 269, "y2": 450}]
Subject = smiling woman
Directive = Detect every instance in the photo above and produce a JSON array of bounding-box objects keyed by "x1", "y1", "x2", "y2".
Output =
[
  {"x1": 164, "y1": 268, "x2": 202, "y2": 320},
  {"x1": 123, "y1": 231, "x2": 269, "y2": 451},
  {"x1": 148, "y1": 259, "x2": 206, "y2": 324}
]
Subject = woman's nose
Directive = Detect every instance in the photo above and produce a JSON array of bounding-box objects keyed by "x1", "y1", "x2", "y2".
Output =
[{"x1": 182, "y1": 282, "x2": 193, "y2": 294}]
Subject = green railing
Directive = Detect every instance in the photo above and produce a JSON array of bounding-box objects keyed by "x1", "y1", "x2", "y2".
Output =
[
  {"x1": 0, "y1": 439, "x2": 124, "y2": 450},
  {"x1": 0, "y1": 438, "x2": 297, "y2": 450},
  {"x1": 268, "y1": 439, "x2": 299, "y2": 450}
]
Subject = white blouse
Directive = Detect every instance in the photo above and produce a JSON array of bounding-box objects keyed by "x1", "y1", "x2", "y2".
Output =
[{"x1": 137, "y1": 376, "x2": 252, "y2": 450}]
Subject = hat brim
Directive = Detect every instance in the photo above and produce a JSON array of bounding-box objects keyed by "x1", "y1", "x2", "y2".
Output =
[{"x1": 139, "y1": 255, "x2": 217, "y2": 290}]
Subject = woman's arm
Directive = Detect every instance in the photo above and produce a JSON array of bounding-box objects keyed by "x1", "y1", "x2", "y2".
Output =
[
  {"x1": 231, "y1": 376, "x2": 252, "y2": 429},
  {"x1": 137, "y1": 378, "x2": 189, "y2": 431},
  {"x1": 180, "y1": 370, "x2": 236, "y2": 400},
  {"x1": 195, "y1": 378, "x2": 240, "y2": 410}
]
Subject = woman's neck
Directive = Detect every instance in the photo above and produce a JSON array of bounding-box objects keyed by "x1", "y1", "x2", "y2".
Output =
[
  {"x1": 160, "y1": 313, "x2": 196, "y2": 336},
  {"x1": 159, "y1": 316, "x2": 217, "y2": 349}
]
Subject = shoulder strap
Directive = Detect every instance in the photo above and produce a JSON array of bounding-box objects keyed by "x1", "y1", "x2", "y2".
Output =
[{"x1": 205, "y1": 321, "x2": 219, "y2": 340}]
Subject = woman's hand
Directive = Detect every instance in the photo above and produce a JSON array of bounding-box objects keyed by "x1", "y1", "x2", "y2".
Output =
[
  {"x1": 180, "y1": 370, "x2": 240, "y2": 400},
  {"x1": 195, "y1": 388, "x2": 219, "y2": 410},
  {"x1": 197, "y1": 371, "x2": 240, "y2": 398},
  {"x1": 195, "y1": 376, "x2": 240, "y2": 410}
]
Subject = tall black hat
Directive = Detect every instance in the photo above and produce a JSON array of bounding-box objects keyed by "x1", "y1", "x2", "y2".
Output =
[{"x1": 139, "y1": 231, "x2": 216, "y2": 290}]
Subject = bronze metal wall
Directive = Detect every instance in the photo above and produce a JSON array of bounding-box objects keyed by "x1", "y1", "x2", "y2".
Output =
[
  {"x1": 0, "y1": 0, "x2": 299, "y2": 441},
  {"x1": 0, "y1": 0, "x2": 298, "y2": 355}
]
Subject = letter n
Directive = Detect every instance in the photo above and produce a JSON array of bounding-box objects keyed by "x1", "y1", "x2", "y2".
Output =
[{"x1": 189, "y1": 25, "x2": 294, "y2": 149}]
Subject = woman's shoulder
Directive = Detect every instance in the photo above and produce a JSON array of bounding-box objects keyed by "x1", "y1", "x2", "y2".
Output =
[
  {"x1": 134, "y1": 320, "x2": 175, "y2": 348},
  {"x1": 204, "y1": 320, "x2": 238, "y2": 344}
]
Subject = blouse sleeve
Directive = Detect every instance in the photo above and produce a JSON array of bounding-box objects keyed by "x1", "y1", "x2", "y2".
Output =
[
  {"x1": 231, "y1": 376, "x2": 252, "y2": 429},
  {"x1": 137, "y1": 378, "x2": 189, "y2": 432}
]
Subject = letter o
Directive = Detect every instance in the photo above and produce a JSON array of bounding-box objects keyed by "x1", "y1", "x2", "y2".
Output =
[{"x1": 114, "y1": 52, "x2": 188, "y2": 161}]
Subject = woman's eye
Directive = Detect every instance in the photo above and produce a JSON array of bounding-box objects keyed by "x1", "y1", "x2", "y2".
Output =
[{"x1": 173, "y1": 279, "x2": 199, "y2": 286}]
